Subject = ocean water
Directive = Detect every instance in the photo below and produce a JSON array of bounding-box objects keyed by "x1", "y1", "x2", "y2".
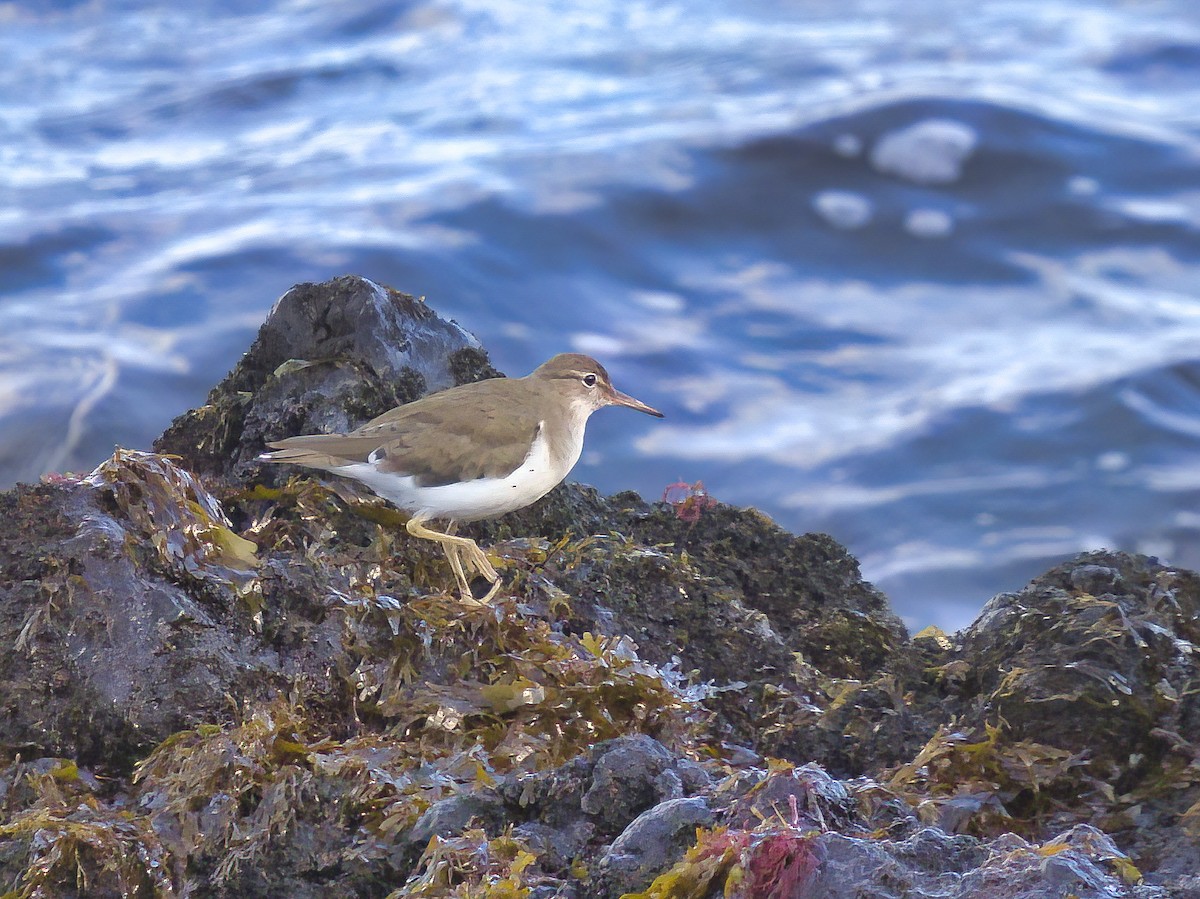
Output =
[{"x1": 3, "y1": 0, "x2": 1200, "y2": 632}]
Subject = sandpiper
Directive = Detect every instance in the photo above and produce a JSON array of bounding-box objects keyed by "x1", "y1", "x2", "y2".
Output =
[{"x1": 258, "y1": 353, "x2": 662, "y2": 600}]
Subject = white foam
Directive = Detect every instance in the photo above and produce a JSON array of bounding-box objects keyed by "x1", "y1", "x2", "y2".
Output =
[
  {"x1": 632, "y1": 290, "x2": 687, "y2": 313},
  {"x1": 784, "y1": 468, "x2": 1065, "y2": 514},
  {"x1": 1114, "y1": 198, "x2": 1192, "y2": 224},
  {"x1": 644, "y1": 255, "x2": 1200, "y2": 473},
  {"x1": 1136, "y1": 537, "x2": 1174, "y2": 560},
  {"x1": 570, "y1": 332, "x2": 625, "y2": 357},
  {"x1": 832, "y1": 133, "x2": 862, "y2": 158},
  {"x1": 1068, "y1": 176, "x2": 1100, "y2": 196},
  {"x1": 812, "y1": 190, "x2": 873, "y2": 229},
  {"x1": 871, "y1": 119, "x2": 978, "y2": 185},
  {"x1": 904, "y1": 208, "x2": 954, "y2": 238}
]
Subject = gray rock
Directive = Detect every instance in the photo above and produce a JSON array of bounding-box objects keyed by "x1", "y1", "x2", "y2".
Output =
[
  {"x1": 512, "y1": 821, "x2": 588, "y2": 873},
  {"x1": 596, "y1": 797, "x2": 714, "y2": 897},
  {"x1": 675, "y1": 758, "x2": 714, "y2": 794},
  {"x1": 0, "y1": 465, "x2": 288, "y2": 770},
  {"x1": 581, "y1": 735, "x2": 680, "y2": 835},
  {"x1": 1069, "y1": 564, "x2": 1123, "y2": 595},
  {"x1": 728, "y1": 761, "x2": 858, "y2": 831},
  {"x1": 810, "y1": 824, "x2": 1167, "y2": 899},
  {"x1": 403, "y1": 791, "x2": 506, "y2": 856}
]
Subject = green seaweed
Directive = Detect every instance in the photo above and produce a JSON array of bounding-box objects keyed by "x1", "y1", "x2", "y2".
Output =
[
  {"x1": 389, "y1": 829, "x2": 541, "y2": 898},
  {"x1": 0, "y1": 759, "x2": 175, "y2": 898},
  {"x1": 85, "y1": 449, "x2": 261, "y2": 613}
]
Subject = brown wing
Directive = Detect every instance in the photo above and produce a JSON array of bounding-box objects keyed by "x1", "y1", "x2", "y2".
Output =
[{"x1": 264, "y1": 379, "x2": 544, "y2": 487}]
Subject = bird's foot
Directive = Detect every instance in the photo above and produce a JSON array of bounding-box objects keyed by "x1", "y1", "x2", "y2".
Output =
[
  {"x1": 474, "y1": 576, "x2": 502, "y2": 604},
  {"x1": 458, "y1": 540, "x2": 499, "y2": 585},
  {"x1": 444, "y1": 540, "x2": 502, "y2": 605},
  {"x1": 454, "y1": 578, "x2": 501, "y2": 607}
]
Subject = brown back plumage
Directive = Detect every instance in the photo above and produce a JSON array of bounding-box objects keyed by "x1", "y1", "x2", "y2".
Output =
[
  {"x1": 263, "y1": 374, "x2": 558, "y2": 486},
  {"x1": 260, "y1": 352, "x2": 656, "y2": 486}
]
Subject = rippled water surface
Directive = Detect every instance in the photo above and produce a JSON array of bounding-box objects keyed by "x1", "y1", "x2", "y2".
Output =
[{"x1": 4, "y1": 0, "x2": 1200, "y2": 630}]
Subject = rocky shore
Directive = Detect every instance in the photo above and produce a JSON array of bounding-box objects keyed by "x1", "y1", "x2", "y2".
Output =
[{"x1": 1, "y1": 276, "x2": 1197, "y2": 898}]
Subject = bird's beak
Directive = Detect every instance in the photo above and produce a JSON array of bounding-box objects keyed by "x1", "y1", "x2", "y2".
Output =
[{"x1": 606, "y1": 386, "x2": 664, "y2": 418}]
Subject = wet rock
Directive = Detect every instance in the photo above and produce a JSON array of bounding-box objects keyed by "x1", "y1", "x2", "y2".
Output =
[
  {"x1": 675, "y1": 758, "x2": 713, "y2": 794},
  {"x1": 727, "y1": 762, "x2": 859, "y2": 832},
  {"x1": 3, "y1": 277, "x2": 1200, "y2": 898},
  {"x1": 511, "y1": 821, "x2": 588, "y2": 874},
  {"x1": 616, "y1": 500, "x2": 907, "y2": 681},
  {"x1": 0, "y1": 469, "x2": 287, "y2": 773},
  {"x1": 580, "y1": 736, "x2": 684, "y2": 833},
  {"x1": 481, "y1": 495, "x2": 904, "y2": 767},
  {"x1": 483, "y1": 487, "x2": 905, "y2": 687},
  {"x1": 596, "y1": 797, "x2": 714, "y2": 897},
  {"x1": 497, "y1": 735, "x2": 702, "y2": 846},
  {"x1": 785, "y1": 665, "x2": 939, "y2": 775},
  {"x1": 1069, "y1": 563, "x2": 1124, "y2": 595},
  {"x1": 399, "y1": 790, "x2": 508, "y2": 863},
  {"x1": 954, "y1": 551, "x2": 1200, "y2": 769}
]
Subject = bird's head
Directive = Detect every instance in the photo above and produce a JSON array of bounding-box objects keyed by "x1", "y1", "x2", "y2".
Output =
[{"x1": 531, "y1": 353, "x2": 663, "y2": 418}]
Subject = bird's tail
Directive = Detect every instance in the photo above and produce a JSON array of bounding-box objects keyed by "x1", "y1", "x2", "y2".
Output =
[{"x1": 257, "y1": 435, "x2": 355, "y2": 471}]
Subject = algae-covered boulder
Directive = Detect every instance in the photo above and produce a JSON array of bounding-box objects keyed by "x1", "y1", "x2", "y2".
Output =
[
  {"x1": 0, "y1": 452, "x2": 287, "y2": 771},
  {"x1": 1, "y1": 276, "x2": 1197, "y2": 898},
  {"x1": 955, "y1": 552, "x2": 1200, "y2": 768}
]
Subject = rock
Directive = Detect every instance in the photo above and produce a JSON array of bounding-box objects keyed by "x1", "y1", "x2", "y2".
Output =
[
  {"x1": 619, "y1": 506, "x2": 905, "y2": 675},
  {"x1": 728, "y1": 762, "x2": 858, "y2": 831},
  {"x1": 0, "y1": 457, "x2": 291, "y2": 771},
  {"x1": 810, "y1": 828, "x2": 985, "y2": 898},
  {"x1": 399, "y1": 791, "x2": 507, "y2": 863},
  {"x1": 497, "y1": 735, "x2": 701, "y2": 845},
  {"x1": 596, "y1": 797, "x2": 714, "y2": 897},
  {"x1": 1069, "y1": 563, "x2": 1123, "y2": 595},
  {"x1": 580, "y1": 735, "x2": 683, "y2": 835},
  {"x1": 511, "y1": 821, "x2": 588, "y2": 873},
  {"x1": 154, "y1": 275, "x2": 498, "y2": 483},
  {"x1": 2, "y1": 276, "x2": 1199, "y2": 898},
  {"x1": 954, "y1": 551, "x2": 1200, "y2": 766}
]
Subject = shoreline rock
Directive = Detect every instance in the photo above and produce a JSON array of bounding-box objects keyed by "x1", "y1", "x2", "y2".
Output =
[{"x1": 0, "y1": 276, "x2": 1195, "y2": 898}]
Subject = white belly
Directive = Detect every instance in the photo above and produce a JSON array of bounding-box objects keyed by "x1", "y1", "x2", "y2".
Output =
[{"x1": 338, "y1": 422, "x2": 582, "y2": 522}]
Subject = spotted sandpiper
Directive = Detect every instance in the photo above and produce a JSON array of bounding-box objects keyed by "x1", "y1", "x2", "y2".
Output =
[{"x1": 258, "y1": 353, "x2": 662, "y2": 601}]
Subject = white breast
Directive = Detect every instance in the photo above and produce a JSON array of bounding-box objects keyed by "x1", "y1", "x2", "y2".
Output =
[{"x1": 339, "y1": 418, "x2": 585, "y2": 523}]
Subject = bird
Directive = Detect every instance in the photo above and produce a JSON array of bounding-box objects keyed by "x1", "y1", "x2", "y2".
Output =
[{"x1": 258, "y1": 353, "x2": 663, "y2": 601}]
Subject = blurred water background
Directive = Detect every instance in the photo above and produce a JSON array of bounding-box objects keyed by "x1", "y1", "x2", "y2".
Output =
[{"x1": 4, "y1": 0, "x2": 1200, "y2": 631}]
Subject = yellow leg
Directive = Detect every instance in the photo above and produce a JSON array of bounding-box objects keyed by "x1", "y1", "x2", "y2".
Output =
[
  {"x1": 441, "y1": 522, "x2": 470, "y2": 594},
  {"x1": 406, "y1": 516, "x2": 500, "y2": 601},
  {"x1": 440, "y1": 522, "x2": 500, "y2": 601},
  {"x1": 477, "y1": 576, "x2": 502, "y2": 603}
]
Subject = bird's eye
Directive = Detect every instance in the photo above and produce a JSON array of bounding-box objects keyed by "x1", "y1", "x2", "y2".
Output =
[{"x1": 582, "y1": 373, "x2": 597, "y2": 388}]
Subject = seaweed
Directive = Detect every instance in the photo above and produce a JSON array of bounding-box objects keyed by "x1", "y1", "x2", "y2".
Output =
[
  {"x1": 85, "y1": 449, "x2": 261, "y2": 615},
  {"x1": 344, "y1": 589, "x2": 705, "y2": 774},
  {"x1": 0, "y1": 759, "x2": 175, "y2": 898},
  {"x1": 622, "y1": 823, "x2": 822, "y2": 899},
  {"x1": 390, "y1": 829, "x2": 542, "y2": 898},
  {"x1": 886, "y1": 722, "x2": 1088, "y2": 836}
]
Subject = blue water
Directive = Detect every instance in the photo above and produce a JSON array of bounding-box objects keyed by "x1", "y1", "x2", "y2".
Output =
[{"x1": 4, "y1": 0, "x2": 1200, "y2": 632}]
